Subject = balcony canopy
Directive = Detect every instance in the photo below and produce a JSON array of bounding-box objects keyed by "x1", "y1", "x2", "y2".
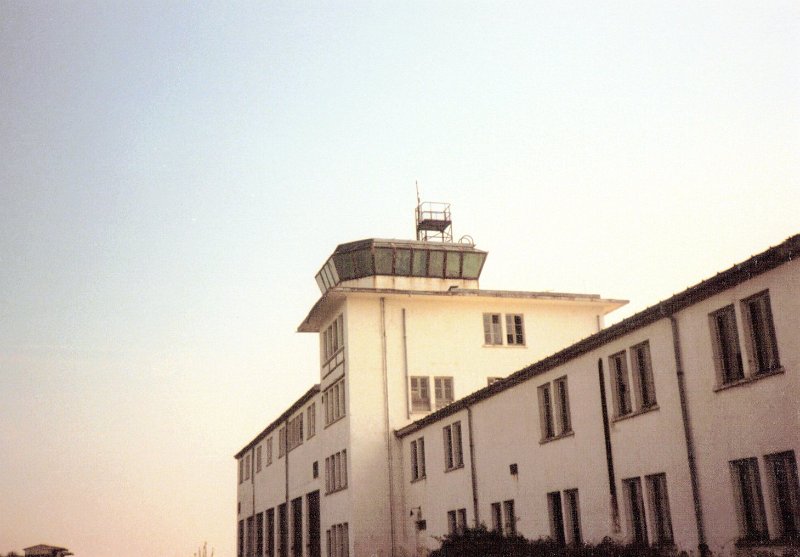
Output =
[{"x1": 314, "y1": 238, "x2": 488, "y2": 294}]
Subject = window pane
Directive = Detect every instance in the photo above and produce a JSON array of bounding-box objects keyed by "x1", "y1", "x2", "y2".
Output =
[
  {"x1": 462, "y1": 253, "x2": 484, "y2": 279},
  {"x1": 445, "y1": 251, "x2": 461, "y2": 278},
  {"x1": 411, "y1": 250, "x2": 427, "y2": 277},
  {"x1": 374, "y1": 248, "x2": 394, "y2": 274},
  {"x1": 352, "y1": 249, "x2": 373, "y2": 277},
  {"x1": 395, "y1": 249, "x2": 412, "y2": 275},
  {"x1": 428, "y1": 251, "x2": 444, "y2": 277},
  {"x1": 333, "y1": 253, "x2": 355, "y2": 280}
]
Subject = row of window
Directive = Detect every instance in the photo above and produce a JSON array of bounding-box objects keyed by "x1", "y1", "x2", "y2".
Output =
[
  {"x1": 711, "y1": 290, "x2": 781, "y2": 386},
  {"x1": 409, "y1": 420, "x2": 465, "y2": 481},
  {"x1": 326, "y1": 523, "x2": 349, "y2": 557},
  {"x1": 483, "y1": 313, "x2": 525, "y2": 346},
  {"x1": 323, "y1": 377, "x2": 346, "y2": 425},
  {"x1": 321, "y1": 314, "x2": 343, "y2": 363},
  {"x1": 410, "y1": 376, "x2": 453, "y2": 412},
  {"x1": 238, "y1": 403, "x2": 318, "y2": 484},
  {"x1": 434, "y1": 451, "x2": 798, "y2": 547},
  {"x1": 324, "y1": 450, "x2": 348, "y2": 494}
]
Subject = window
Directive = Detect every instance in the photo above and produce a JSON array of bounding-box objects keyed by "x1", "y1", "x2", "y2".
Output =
[
  {"x1": 238, "y1": 457, "x2": 244, "y2": 484},
  {"x1": 491, "y1": 502, "x2": 502, "y2": 532},
  {"x1": 434, "y1": 377, "x2": 454, "y2": 409},
  {"x1": 256, "y1": 445, "x2": 263, "y2": 473},
  {"x1": 447, "y1": 509, "x2": 468, "y2": 534},
  {"x1": 410, "y1": 437, "x2": 426, "y2": 481},
  {"x1": 554, "y1": 376, "x2": 572, "y2": 435},
  {"x1": 483, "y1": 313, "x2": 502, "y2": 345},
  {"x1": 323, "y1": 377, "x2": 346, "y2": 425},
  {"x1": 238, "y1": 520, "x2": 244, "y2": 557},
  {"x1": 322, "y1": 314, "x2": 344, "y2": 363},
  {"x1": 610, "y1": 352, "x2": 632, "y2": 417},
  {"x1": 506, "y1": 314, "x2": 525, "y2": 345},
  {"x1": 278, "y1": 427, "x2": 286, "y2": 457},
  {"x1": 623, "y1": 477, "x2": 648, "y2": 545},
  {"x1": 564, "y1": 489, "x2": 582, "y2": 545},
  {"x1": 312, "y1": 461, "x2": 319, "y2": 479},
  {"x1": 765, "y1": 451, "x2": 800, "y2": 540},
  {"x1": 256, "y1": 512, "x2": 264, "y2": 557},
  {"x1": 443, "y1": 421, "x2": 464, "y2": 470},
  {"x1": 266, "y1": 508, "x2": 275, "y2": 557},
  {"x1": 503, "y1": 500, "x2": 516, "y2": 535},
  {"x1": 538, "y1": 384, "x2": 555, "y2": 440},
  {"x1": 731, "y1": 457, "x2": 768, "y2": 541},
  {"x1": 490, "y1": 500, "x2": 516, "y2": 535},
  {"x1": 631, "y1": 342, "x2": 657, "y2": 409},
  {"x1": 742, "y1": 291, "x2": 780, "y2": 375},
  {"x1": 243, "y1": 453, "x2": 251, "y2": 481},
  {"x1": 246, "y1": 516, "x2": 254, "y2": 557},
  {"x1": 548, "y1": 491, "x2": 566, "y2": 545},
  {"x1": 410, "y1": 376, "x2": 431, "y2": 412},
  {"x1": 307, "y1": 403, "x2": 316, "y2": 439},
  {"x1": 286, "y1": 414, "x2": 303, "y2": 451},
  {"x1": 646, "y1": 474, "x2": 674, "y2": 546},
  {"x1": 326, "y1": 523, "x2": 349, "y2": 557},
  {"x1": 266, "y1": 437, "x2": 273, "y2": 466},
  {"x1": 711, "y1": 305, "x2": 744, "y2": 384},
  {"x1": 484, "y1": 313, "x2": 525, "y2": 346},
  {"x1": 325, "y1": 450, "x2": 348, "y2": 494}
]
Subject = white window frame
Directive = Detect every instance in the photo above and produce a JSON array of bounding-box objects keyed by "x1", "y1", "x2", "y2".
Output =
[
  {"x1": 764, "y1": 450, "x2": 800, "y2": 540},
  {"x1": 538, "y1": 383, "x2": 555, "y2": 440},
  {"x1": 325, "y1": 449, "x2": 348, "y2": 494},
  {"x1": 505, "y1": 313, "x2": 525, "y2": 345},
  {"x1": 645, "y1": 473, "x2": 674, "y2": 546},
  {"x1": 434, "y1": 376, "x2": 454, "y2": 409},
  {"x1": 730, "y1": 457, "x2": 768, "y2": 542},
  {"x1": 483, "y1": 313, "x2": 502, "y2": 345},
  {"x1": 631, "y1": 341, "x2": 657, "y2": 409},
  {"x1": 710, "y1": 304, "x2": 744, "y2": 384},
  {"x1": 443, "y1": 421, "x2": 464, "y2": 471},
  {"x1": 323, "y1": 377, "x2": 346, "y2": 426},
  {"x1": 410, "y1": 437, "x2": 426, "y2": 481},
  {"x1": 610, "y1": 351, "x2": 632, "y2": 417},
  {"x1": 307, "y1": 403, "x2": 316, "y2": 439},
  {"x1": 741, "y1": 291, "x2": 781, "y2": 375},
  {"x1": 410, "y1": 376, "x2": 431, "y2": 412}
]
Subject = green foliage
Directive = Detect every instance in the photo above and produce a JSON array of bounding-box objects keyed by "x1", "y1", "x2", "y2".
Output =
[{"x1": 430, "y1": 526, "x2": 679, "y2": 557}]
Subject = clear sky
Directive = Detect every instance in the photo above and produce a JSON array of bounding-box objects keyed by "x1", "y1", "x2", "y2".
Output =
[{"x1": 0, "y1": 2, "x2": 797, "y2": 556}]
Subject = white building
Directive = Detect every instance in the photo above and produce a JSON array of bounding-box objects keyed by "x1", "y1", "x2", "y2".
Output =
[
  {"x1": 236, "y1": 225, "x2": 624, "y2": 557},
  {"x1": 398, "y1": 233, "x2": 799, "y2": 556},
  {"x1": 236, "y1": 226, "x2": 800, "y2": 557}
]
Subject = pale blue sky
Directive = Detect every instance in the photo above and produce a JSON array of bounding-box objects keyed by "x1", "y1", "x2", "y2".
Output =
[{"x1": 1, "y1": 2, "x2": 798, "y2": 556}]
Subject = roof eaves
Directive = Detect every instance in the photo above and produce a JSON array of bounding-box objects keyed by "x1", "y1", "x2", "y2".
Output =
[
  {"x1": 396, "y1": 233, "x2": 799, "y2": 438},
  {"x1": 234, "y1": 384, "x2": 320, "y2": 458}
]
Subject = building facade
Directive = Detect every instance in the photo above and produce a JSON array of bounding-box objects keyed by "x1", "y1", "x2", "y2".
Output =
[
  {"x1": 236, "y1": 238, "x2": 624, "y2": 557},
  {"x1": 236, "y1": 234, "x2": 800, "y2": 557},
  {"x1": 398, "y1": 234, "x2": 800, "y2": 556}
]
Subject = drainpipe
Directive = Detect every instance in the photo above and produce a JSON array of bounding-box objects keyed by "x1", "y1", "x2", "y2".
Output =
[
  {"x1": 467, "y1": 405, "x2": 480, "y2": 527},
  {"x1": 252, "y1": 448, "x2": 256, "y2": 557},
  {"x1": 402, "y1": 308, "x2": 411, "y2": 420},
  {"x1": 669, "y1": 315, "x2": 709, "y2": 557},
  {"x1": 284, "y1": 419, "x2": 289, "y2": 557},
  {"x1": 380, "y1": 298, "x2": 397, "y2": 556},
  {"x1": 597, "y1": 358, "x2": 620, "y2": 533}
]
